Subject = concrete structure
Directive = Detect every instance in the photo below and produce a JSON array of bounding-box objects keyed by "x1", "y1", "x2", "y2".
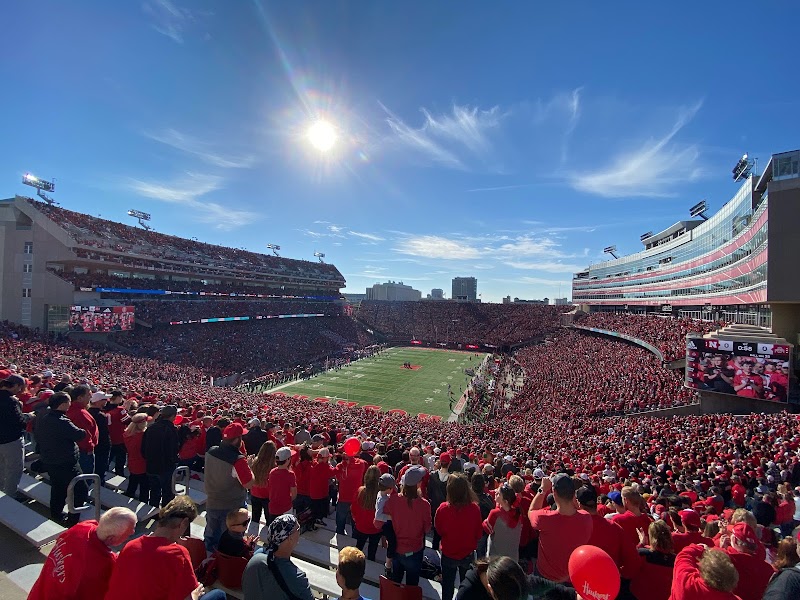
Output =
[
  {"x1": 513, "y1": 297, "x2": 549, "y2": 305},
  {"x1": 365, "y1": 281, "x2": 421, "y2": 301},
  {"x1": 452, "y1": 277, "x2": 477, "y2": 302},
  {"x1": 430, "y1": 288, "x2": 444, "y2": 300},
  {"x1": 0, "y1": 195, "x2": 345, "y2": 331},
  {"x1": 573, "y1": 149, "x2": 800, "y2": 343},
  {"x1": 554, "y1": 297, "x2": 570, "y2": 306}
]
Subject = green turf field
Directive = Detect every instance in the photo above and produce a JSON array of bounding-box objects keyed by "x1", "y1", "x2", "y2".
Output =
[{"x1": 275, "y1": 347, "x2": 486, "y2": 418}]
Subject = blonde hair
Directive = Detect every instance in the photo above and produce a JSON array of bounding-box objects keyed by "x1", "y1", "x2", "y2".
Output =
[
  {"x1": 648, "y1": 520, "x2": 674, "y2": 554},
  {"x1": 337, "y1": 546, "x2": 366, "y2": 590},
  {"x1": 226, "y1": 508, "x2": 249, "y2": 528},
  {"x1": 698, "y1": 549, "x2": 738, "y2": 592}
]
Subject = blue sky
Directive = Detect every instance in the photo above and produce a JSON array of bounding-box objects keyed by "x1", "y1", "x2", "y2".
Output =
[{"x1": 2, "y1": 1, "x2": 798, "y2": 302}]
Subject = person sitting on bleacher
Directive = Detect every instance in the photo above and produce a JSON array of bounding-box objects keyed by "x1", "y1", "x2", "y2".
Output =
[
  {"x1": 28, "y1": 507, "x2": 137, "y2": 600},
  {"x1": 34, "y1": 392, "x2": 88, "y2": 525},
  {"x1": 335, "y1": 546, "x2": 371, "y2": 600},
  {"x1": 105, "y1": 496, "x2": 226, "y2": 600},
  {"x1": 218, "y1": 507, "x2": 257, "y2": 558},
  {"x1": 242, "y1": 514, "x2": 313, "y2": 600}
]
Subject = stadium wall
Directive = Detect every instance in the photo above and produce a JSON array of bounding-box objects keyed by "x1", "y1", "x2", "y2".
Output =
[{"x1": 569, "y1": 325, "x2": 664, "y2": 362}]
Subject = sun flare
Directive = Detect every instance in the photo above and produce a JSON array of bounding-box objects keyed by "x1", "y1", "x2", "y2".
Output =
[{"x1": 307, "y1": 120, "x2": 337, "y2": 152}]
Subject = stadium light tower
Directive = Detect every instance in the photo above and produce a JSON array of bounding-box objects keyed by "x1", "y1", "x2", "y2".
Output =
[
  {"x1": 22, "y1": 173, "x2": 57, "y2": 205},
  {"x1": 314, "y1": 251, "x2": 326, "y2": 263},
  {"x1": 732, "y1": 153, "x2": 755, "y2": 182},
  {"x1": 267, "y1": 243, "x2": 281, "y2": 257},
  {"x1": 640, "y1": 231, "x2": 653, "y2": 242},
  {"x1": 127, "y1": 209, "x2": 153, "y2": 231},
  {"x1": 689, "y1": 200, "x2": 709, "y2": 221},
  {"x1": 603, "y1": 245, "x2": 619, "y2": 259}
]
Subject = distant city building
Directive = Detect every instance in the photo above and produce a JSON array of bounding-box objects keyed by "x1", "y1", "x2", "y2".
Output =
[
  {"x1": 366, "y1": 281, "x2": 421, "y2": 301},
  {"x1": 430, "y1": 288, "x2": 444, "y2": 300},
  {"x1": 452, "y1": 277, "x2": 477, "y2": 302},
  {"x1": 513, "y1": 297, "x2": 549, "y2": 305},
  {"x1": 553, "y1": 297, "x2": 570, "y2": 305},
  {"x1": 502, "y1": 296, "x2": 511, "y2": 304}
]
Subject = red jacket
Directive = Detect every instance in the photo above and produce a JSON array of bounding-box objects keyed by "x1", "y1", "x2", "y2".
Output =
[
  {"x1": 29, "y1": 521, "x2": 115, "y2": 600},
  {"x1": 436, "y1": 502, "x2": 483, "y2": 560},
  {"x1": 309, "y1": 460, "x2": 335, "y2": 500},
  {"x1": 67, "y1": 403, "x2": 99, "y2": 454},
  {"x1": 335, "y1": 457, "x2": 367, "y2": 503},
  {"x1": 724, "y1": 547, "x2": 775, "y2": 600},
  {"x1": 672, "y1": 530, "x2": 715, "y2": 554},
  {"x1": 668, "y1": 544, "x2": 742, "y2": 600}
]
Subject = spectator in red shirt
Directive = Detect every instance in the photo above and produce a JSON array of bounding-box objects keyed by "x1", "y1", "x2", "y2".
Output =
[
  {"x1": 673, "y1": 510, "x2": 715, "y2": 553},
  {"x1": 29, "y1": 507, "x2": 137, "y2": 600},
  {"x1": 668, "y1": 544, "x2": 740, "y2": 600},
  {"x1": 384, "y1": 466, "x2": 432, "y2": 586},
  {"x1": 436, "y1": 473, "x2": 483, "y2": 600},
  {"x1": 612, "y1": 487, "x2": 654, "y2": 548},
  {"x1": 249, "y1": 440, "x2": 276, "y2": 525},
  {"x1": 268, "y1": 446, "x2": 297, "y2": 523},
  {"x1": 630, "y1": 520, "x2": 676, "y2": 600},
  {"x1": 106, "y1": 391, "x2": 129, "y2": 477},
  {"x1": 122, "y1": 413, "x2": 149, "y2": 503},
  {"x1": 308, "y1": 447, "x2": 334, "y2": 521},
  {"x1": 105, "y1": 496, "x2": 225, "y2": 600},
  {"x1": 334, "y1": 450, "x2": 367, "y2": 536},
  {"x1": 528, "y1": 474, "x2": 593, "y2": 584},
  {"x1": 351, "y1": 465, "x2": 383, "y2": 560},
  {"x1": 67, "y1": 384, "x2": 99, "y2": 475},
  {"x1": 720, "y1": 523, "x2": 775, "y2": 600}
]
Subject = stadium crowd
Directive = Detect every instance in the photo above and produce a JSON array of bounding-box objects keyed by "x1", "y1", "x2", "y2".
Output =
[
  {"x1": 576, "y1": 313, "x2": 722, "y2": 362},
  {"x1": 129, "y1": 299, "x2": 343, "y2": 324},
  {"x1": 357, "y1": 301, "x2": 569, "y2": 346},
  {"x1": 3, "y1": 311, "x2": 800, "y2": 599}
]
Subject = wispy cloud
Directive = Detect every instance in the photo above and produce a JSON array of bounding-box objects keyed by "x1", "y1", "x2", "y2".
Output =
[
  {"x1": 381, "y1": 103, "x2": 504, "y2": 171},
  {"x1": 571, "y1": 100, "x2": 704, "y2": 198},
  {"x1": 126, "y1": 172, "x2": 256, "y2": 230},
  {"x1": 395, "y1": 235, "x2": 485, "y2": 260},
  {"x1": 142, "y1": 0, "x2": 194, "y2": 43},
  {"x1": 144, "y1": 129, "x2": 255, "y2": 169},
  {"x1": 504, "y1": 260, "x2": 586, "y2": 273},
  {"x1": 466, "y1": 183, "x2": 541, "y2": 193},
  {"x1": 349, "y1": 231, "x2": 385, "y2": 242}
]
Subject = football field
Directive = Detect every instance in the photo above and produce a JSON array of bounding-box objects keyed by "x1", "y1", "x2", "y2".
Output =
[{"x1": 275, "y1": 347, "x2": 486, "y2": 418}]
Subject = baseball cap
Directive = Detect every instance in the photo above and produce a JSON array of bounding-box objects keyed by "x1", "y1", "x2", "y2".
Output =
[
  {"x1": 248, "y1": 418, "x2": 261, "y2": 428},
  {"x1": 576, "y1": 485, "x2": 598, "y2": 506},
  {"x1": 402, "y1": 466, "x2": 425, "y2": 486},
  {"x1": 276, "y1": 447, "x2": 292, "y2": 462},
  {"x1": 311, "y1": 434, "x2": 325, "y2": 443},
  {"x1": 732, "y1": 523, "x2": 757, "y2": 546},
  {"x1": 552, "y1": 473, "x2": 575, "y2": 498},
  {"x1": 439, "y1": 452, "x2": 451, "y2": 466},
  {"x1": 533, "y1": 468, "x2": 545, "y2": 479},
  {"x1": 379, "y1": 473, "x2": 396, "y2": 488},
  {"x1": 608, "y1": 491, "x2": 623, "y2": 506},
  {"x1": 223, "y1": 423, "x2": 248, "y2": 440},
  {"x1": 679, "y1": 509, "x2": 701, "y2": 529},
  {"x1": 90, "y1": 391, "x2": 111, "y2": 404}
]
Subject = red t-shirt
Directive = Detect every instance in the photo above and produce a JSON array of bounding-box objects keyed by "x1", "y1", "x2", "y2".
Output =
[
  {"x1": 724, "y1": 547, "x2": 775, "y2": 600},
  {"x1": 384, "y1": 494, "x2": 432, "y2": 554},
  {"x1": 436, "y1": 502, "x2": 483, "y2": 560},
  {"x1": 309, "y1": 461, "x2": 335, "y2": 500},
  {"x1": 293, "y1": 460, "x2": 312, "y2": 497},
  {"x1": 123, "y1": 431, "x2": 146, "y2": 475},
  {"x1": 587, "y1": 514, "x2": 639, "y2": 579},
  {"x1": 351, "y1": 496, "x2": 382, "y2": 535},
  {"x1": 335, "y1": 457, "x2": 367, "y2": 503},
  {"x1": 268, "y1": 467, "x2": 297, "y2": 515},
  {"x1": 611, "y1": 511, "x2": 653, "y2": 547},
  {"x1": 733, "y1": 373, "x2": 762, "y2": 398},
  {"x1": 106, "y1": 406, "x2": 129, "y2": 445},
  {"x1": 670, "y1": 544, "x2": 741, "y2": 600},
  {"x1": 104, "y1": 535, "x2": 197, "y2": 600},
  {"x1": 529, "y1": 509, "x2": 593, "y2": 583},
  {"x1": 29, "y1": 521, "x2": 115, "y2": 600}
]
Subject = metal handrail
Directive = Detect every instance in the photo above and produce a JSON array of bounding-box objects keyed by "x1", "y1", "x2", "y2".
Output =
[
  {"x1": 67, "y1": 473, "x2": 101, "y2": 521},
  {"x1": 172, "y1": 466, "x2": 190, "y2": 496}
]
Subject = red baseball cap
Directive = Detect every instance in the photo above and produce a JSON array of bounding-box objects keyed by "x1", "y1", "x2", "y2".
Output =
[
  {"x1": 223, "y1": 423, "x2": 248, "y2": 440},
  {"x1": 732, "y1": 523, "x2": 757, "y2": 547},
  {"x1": 679, "y1": 509, "x2": 701, "y2": 529}
]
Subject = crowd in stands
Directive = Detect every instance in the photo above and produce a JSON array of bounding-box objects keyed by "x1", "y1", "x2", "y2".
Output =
[
  {"x1": 29, "y1": 198, "x2": 344, "y2": 284},
  {"x1": 4, "y1": 313, "x2": 800, "y2": 599},
  {"x1": 576, "y1": 313, "x2": 722, "y2": 362},
  {"x1": 357, "y1": 301, "x2": 569, "y2": 346},
  {"x1": 49, "y1": 268, "x2": 338, "y2": 298},
  {"x1": 129, "y1": 299, "x2": 343, "y2": 324}
]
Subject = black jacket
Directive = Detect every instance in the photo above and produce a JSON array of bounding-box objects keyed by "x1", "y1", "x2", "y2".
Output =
[
  {"x1": 88, "y1": 406, "x2": 111, "y2": 449},
  {"x1": 141, "y1": 418, "x2": 179, "y2": 474},
  {"x1": 243, "y1": 427, "x2": 268, "y2": 456},
  {"x1": 34, "y1": 409, "x2": 86, "y2": 466},
  {"x1": 764, "y1": 568, "x2": 800, "y2": 600},
  {"x1": 0, "y1": 389, "x2": 26, "y2": 444},
  {"x1": 456, "y1": 568, "x2": 493, "y2": 600},
  {"x1": 205, "y1": 426, "x2": 222, "y2": 451}
]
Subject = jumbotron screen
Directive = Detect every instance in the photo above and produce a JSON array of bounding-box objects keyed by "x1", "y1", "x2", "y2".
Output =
[
  {"x1": 69, "y1": 306, "x2": 135, "y2": 332},
  {"x1": 685, "y1": 337, "x2": 791, "y2": 402}
]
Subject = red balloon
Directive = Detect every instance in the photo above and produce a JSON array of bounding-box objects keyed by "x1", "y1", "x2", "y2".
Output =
[
  {"x1": 174, "y1": 415, "x2": 184, "y2": 425},
  {"x1": 342, "y1": 437, "x2": 361, "y2": 457},
  {"x1": 568, "y1": 545, "x2": 620, "y2": 600}
]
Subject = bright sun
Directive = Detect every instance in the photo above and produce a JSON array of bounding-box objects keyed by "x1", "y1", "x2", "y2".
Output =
[{"x1": 307, "y1": 120, "x2": 337, "y2": 152}]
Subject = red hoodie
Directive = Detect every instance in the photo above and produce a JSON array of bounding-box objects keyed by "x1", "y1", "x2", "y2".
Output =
[
  {"x1": 335, "y1": 456, "x2": 367, "y2": 503},
  {"x1": 67, "y1": 402, "x2": 99, "y2": 454},
  {"x1": 668, "y1": 544, "x2": 742, "y2": 600}
]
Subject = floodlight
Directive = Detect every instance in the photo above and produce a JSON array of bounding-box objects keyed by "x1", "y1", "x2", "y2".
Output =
[
  {"x1": 689, "y1": 200, "x2": 709, "y2": 220},
  {"x1": 640, "y1": 231, "x2": 653, "y2": 242},
  {"x1": 603, "y1": 245, "x2": 619, "y2": 259},
  {"x1": 267, "y1": 243, "x2": 281, "y2": 257},
  {"x1": 732, "y1": 153, "x2": 753, "y2": 181},
  {"x1": 314, "y1": 251, "x2": 326, "y2": 263},
  {"x1": 127, "y1": 208, "x2": 153, "y2": 231},
  {"x1": 22, "y1": 172, "x2": 57, "y2": 204}
]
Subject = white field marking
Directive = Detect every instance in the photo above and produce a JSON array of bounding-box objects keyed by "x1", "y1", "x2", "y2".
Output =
[{"x1": 447, "y1": 376, "x2": 453, "y2": 380}]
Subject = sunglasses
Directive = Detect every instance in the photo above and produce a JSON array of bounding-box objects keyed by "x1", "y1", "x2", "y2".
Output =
[{"x1": 234, "y1": 518, "x2": 251, "y2": 527}]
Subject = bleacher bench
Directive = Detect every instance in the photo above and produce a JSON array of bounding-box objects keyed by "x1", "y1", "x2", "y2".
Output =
[{"x1": 0, "y1": 491, "x2": 65, "y2": 547}]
